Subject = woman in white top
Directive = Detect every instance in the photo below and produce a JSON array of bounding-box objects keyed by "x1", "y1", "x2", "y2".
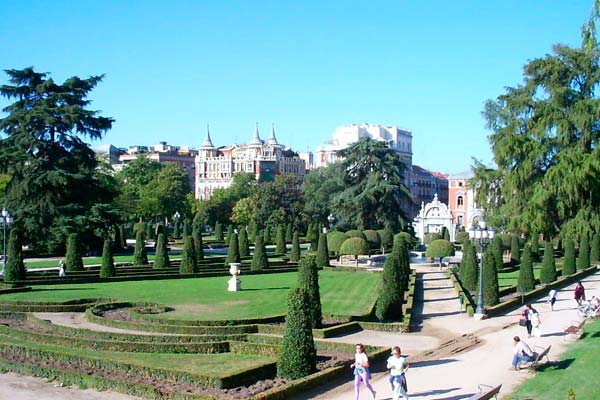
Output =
[
  {"x1": 350, "y1": 343, "x2": 376, "y2": 400},
  {"x1": 511, "y1": 336, "x2": 535, "y2": 370},
  {"x1": 387, "y1": 346, "x2": 409, "y2": 400}
]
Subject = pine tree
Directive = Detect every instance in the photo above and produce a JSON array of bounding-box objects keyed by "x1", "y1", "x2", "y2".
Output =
[
  {"x1": 482, "y1": 248, "x2": 500, "y2": 307},
  {"x1": 286, "y1": 223, "x2": 293, "y2": 242},
  {"x1": 297, "y1": 254, "x2": 322, "y2": 328},
  {"x1": 214, "y1": 222, "x2": 223, "y2": 241},
  {"x1": 290, "y1": 231, "x2": 301, "y2": 262},
  {"x1": 3, "y1": 229, "x2": 26, "y2": 282},
  {"x1": 276, "y1": 225, "x2": 286, "y2": 254},
  {"x1": 65, "y1": 233, "x2": 84, "y2": 271},
  {"x1": 591, "y1": 232, "x2": 600, "y2": 262},
  {"x1": 540, "y1": 242, "x2": 557, "y2": 283},
  {"x1": 563, "y1": 239, "x2": 576, "y2": 276},
  {"x1": 577, "y1": 236, "x2": 590, "y2": 270},
  {"x1": 459, "y1": 241, "x2": 478, "y2": 292},
  {"x1": 180, "y1": 236, "x2": 198, "y2": 273},
  {"x1": 192, "y1": 223, "x2": 204, "y2": 262},
  {"x1": 517, "y1": 245, "x2": 535, "y2": 293},
  {"x1": 375, "y1": 236, "x2": 405, "y2": 321},
  {"x1": 100, "y1": 239, "x2": 116, "y2": 278},
  {"x1": 133, "y1": 230, "x2": 148, "y2": 266},
  {"x1": 315, "y1": 232, "x2": 330, "y2": 267},
  {"x1": 239, "y1": 227, "x2": 250, "y2": 257},
  {"x1": 276, "y1": 288, "x2": 317, "y2": 379},
  {"x1": 510, "y1": 235, "x2": 521, "y2": 266},
  {"x1": 251, "y1": 234, "x2": 269, "y2": 271},
  {"x1": 225, "y1": 232, "x2": 241, "y2": 265},
  {"x1": 153, "y1": 232, "x2": 170, "y2": 269}
]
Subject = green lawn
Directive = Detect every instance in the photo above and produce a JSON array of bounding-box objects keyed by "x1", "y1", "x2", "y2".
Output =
[
  {"x1": 497, "y1": 265, "x2": 542, "y2": 289},
  {"x1": 508, "y1": 318, "x2": 600, "y2": 399},
  {"x1": 0, "y1": 271, "x2": 380, "y2": 319}
]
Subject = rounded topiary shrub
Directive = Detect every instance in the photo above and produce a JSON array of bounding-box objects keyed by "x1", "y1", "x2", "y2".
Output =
[
  {"x1": 180, "y1": 235, "x2": 198, "y2": 273},
  {"x1": 65, "y1": 233, "x2": 84, "y2": 271},
  {"x1": 426, "y1": 239, "x2": 455, "y2": 269},
  {"x1": 290, "y1": 231, "x2": 301, "y2": 262},
  {"x1": 133, "y1": 230, "x2": 148, "y2": 266},
  {"x1": 517, "y1": 244, "x2": 535, "y2": 293},
  {"x1": 378, "y1": 228, "x2": 394, "y2": 254},
  {"x1": 363, "y1": 229, "x2": 381, "y2": 250},
  {"x1": 327, "y1": 231, "x2": 349, "y2": 255},
  {"x1": 297, "y1": 253, "x2": 322, "y2": 328},
  {"x1": 153, "y1": 233, "x2": 170, "y2": 269},
  {"x1": 100, "y1": 239, "x2": 116, "y2": 278},
  {"x1": 315, "y1": 233, "x2": 330, "y2": 267},
  {"x1": 339, "y1": 237, "x2": 369, "y2": 267},
  {"x1": 276, "y1": 287, "x2": 317, "y2": 379},
  {"x1": 346, "y1": 229, "x2": 366, "y2": 240},
  {"x1": 540, "y1": 241, "x2": 557, "y2": 283},
  {"x1": 563, "y1": 239, "x2": 576, "y2": 276}
]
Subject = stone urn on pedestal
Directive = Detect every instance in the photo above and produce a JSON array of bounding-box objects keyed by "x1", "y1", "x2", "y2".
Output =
[{"x1": 228, "y1": 263, "x2": 242, "y2": 291}]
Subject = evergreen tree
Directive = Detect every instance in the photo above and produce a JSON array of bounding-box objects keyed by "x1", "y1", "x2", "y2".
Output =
[
  {"x1": 225, "y1": 232, "x2": 241, "y2": 265},
  {"x1": 192, "y1": 223, "x2": 204, "y2": 261},
  {"x1": 180, "y1": 235, "x2": 198, "y2": 273},
  {"x1": 276, "y1": 288, "x2": 317, "y2": 379},
  {"x1": 517, "y1": 245, "x2": 535, "y2": 293},
  {"x1": 510, "y1": 235, "x2": 521, "y2": 266},
  {"x1": 153, "y1": 232, "x2": 170, "y2": 269},
  {"x1": 459, "y1": 240, "x2": 478, "y2": 292},
  {"x1": 379, "y1": 227, "x2": 394, "y2": 254},
  {"x1": 577, "y1": 236, "x2": 590, "y2": 270},
  {"x1": 297, "y1": 254, "x2": 322, "y2": 328},
  {"x1": 315, "y1": 232, "x2": 330, "y2": 267},
  {"x1": 251, "y1": 234, "x2": 269, "y2": 271},
  {"x1": 133, "y1": 230, "x2": 148, "y2": 266},
  {"x1": 100, "y1": 239, "x2": 116, "y2": 278},
  {"x1": 540, "y1": 242, "x2": 557, "y2": 283},
  {"x1": 591, "y1": 232, "x2": 600, "y2": 262},
  {"x1": 65, "y1": 233, "x2": 84, "y2": 271},
  {"x1": 563, "y1": 238, "x2": 576, "y2": 276},
  {"x1": 286, "y1": 223, "x2": 293, "y2": 242},
  {"x1": 376, "y1": 236, "x2": 405, "y2": 321},
  {"x1": 225, "y1": 225, "x2": 234, "y2": 243},
  {"x1": 290, "y1": 231, "x2": 301, "y2": 262},
  {"x1": 3, "y1": 229, "x2": 26, "y2": 282},
  {"x1": 113, "y1": 226, "x2": 123, "y2": 252},
  {"x1": 183, "y1": 220, "x2": 191, "y2": 238},
  {"x1": 173, "y1": 218, "x2": 181, "y2": 239},
  {"x1": 441, "y1": 226, "x2": 450, "y2": 241},
  {"x1": 251, "y1": 222, "x2": 259, "y2": 244},
  {"x1": 531, "y1": 234, "x2": 540, "y2": 261},
  {"x1": 145, "y1": 222, "x2": 153, "y2": 241},
  {"x1": 263, "y1": 224, "x2": 272, "y2": 244},
  {"x1": 492, "y1": 236, "x2": 504, "y2": 270},
  {"x1": 276, "y1": 225, "x2": 286, "y2": 254},
  {"x1": 214, "y1": 222, "x2": 223, "y2": 241},
  {"x1": 482, "y1": 248, "x2": 500, "y2": 307},
  {"x1": 239, "y1": 227, "x2": 250, "y2": 258},
  {"x1": 311, "y1": 224, "x2": 320, "y2": 251},
  {"x1": 119, "y1": 225, "x2": 126, "y2": 249},
  {"x1": 305, "y1": 222, "x2": 314, "y2": 242}
]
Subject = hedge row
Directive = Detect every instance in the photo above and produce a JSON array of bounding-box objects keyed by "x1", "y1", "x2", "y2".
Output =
[
  {"x1": 0, "y1": 298, "x2": 103, "y2": 312},
  {"x1": 448, "y1": 270, "x2": 476, "y2": 316},
  {"x1": 129, "y1": 308, "x2": 286, "y2": 327},
  {"x1": 247, "y1": 333, "x2": 374, "y2": 355},
  {"x1": 0, "y1": 286, "x2": 31, "y2": 295},
  {"x1": 229, "y1": 340, "x2": 279, "y2": 357}
]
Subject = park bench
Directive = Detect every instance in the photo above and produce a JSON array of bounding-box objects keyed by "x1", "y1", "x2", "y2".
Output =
[
  {"x1": 564, "y1": 319, "x2": 586, "y2": 338},
  {"x1": 524, "y1": 345, "x2": 551, "y2": 370},
  {"x1": 468, "y1": 384, "x2": 502, "y2": 400}
]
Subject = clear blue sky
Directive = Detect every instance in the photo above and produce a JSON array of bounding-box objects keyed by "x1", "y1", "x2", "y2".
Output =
[{"x1": 0, "y1": 1, "x2": 593, "y2": 174}]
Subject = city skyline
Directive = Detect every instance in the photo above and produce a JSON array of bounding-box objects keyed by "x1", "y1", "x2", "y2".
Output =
[{"x1": 0, "y1": 1, "x2": 592, "y2": 174}]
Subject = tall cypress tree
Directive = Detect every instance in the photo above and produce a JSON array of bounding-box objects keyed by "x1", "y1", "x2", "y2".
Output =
[
  {"x1": 145, "y1": 222, "x2": 154, "y2": 241},
  {"x1": 310, "y1": 224, "x2": 320, "y2": 251},
  {"x1": 563, "y1": 238, "x2": 576, "y2": 276},
  {"x1": 180, "y1": 235, "x2": 197, "y2": 273},
  {"x1": 225, "y1": 232, "x2": 241, "y2": 265},
  {"x1": 286, "y1": 223, "x2": 293, "y2": 242},
  {"x1": 482, "y1": 248, "x2": 499, "y2": 307},
  {"x1": 276, "y1": 225, "x2": 286, "y2": 254},
  {"x1": 276, "y1": 288, "x2": 317, "y2": 379},
  {"x1": 192, "y1": 222, "x2": 204, "y2": 262},
  {"x1": 540, "y1": 241, "x2": 557, "y2": 283},
  {"x1": 315, "y1": 233, "x2": 330, "y2": 267},
  {"x1": 65, "y1": 233, "x2": 84, "y2": 271},
  {"x1": 225, "y1": 225, "x2": 234, "y2": 244},
  {"x1": 492, "y1": 237, "x2": 504, "y2": 270},
  {"x1": 459, "y1": 240, "x2": 478, "y2": 292},
  {"x1": 251, "y1": 222, "x2": 259, "y2": 244},
  {"x1": 153, "y1": 232, "x2": 170, "y2": 269},
  {"x1": 133, "y1": 230, "x2": 148, "y2": 266},
  {"x1": 290, "y1": 231, "x2": 301, "y2": 262},
  {"x1": 183, "y1": 220, "x2": 191, "y2": 238},
  {"x1": 251, "y1": 234, "x2": 269, "y2": 271},
  {"x1": 297, "y1": 254, "x2": 322, "y2": 328},
  {"x1": 173, "y1": 218, "x2": 181, "y2": 239},
  {"x1": 517, "y1": 245, "x2": 535, "y2": 293},
  {"x1": 113, "y1": 226, "x2": 123, "y2": 252},
  {"x1": 531, "y1": 234, "x2": 540, "y2": 261},
  {"x1": 577, "y1": 236, "x2": 590, "y2": 270},
  {"x1": 591, "y1": 232, "x2": 600, "y2": 263},
  {"x1": 100, "y1": 239, "x2": 116, "y2": 278},
  {"x1": 510, "y1": 235, "x2": 520, "y2": 266},
  {"x1": 3, "y1": 229, "x2": 26, "y2": 282},
  {"x1": 375, "y1": 237, "x2": 405, "y2": 321},
  {"x1": 214, "y1": 222, "x2": 223, "y2": 241},
  {"x1": 238, "y1": 227, "x2": 250, "y2": 258}
]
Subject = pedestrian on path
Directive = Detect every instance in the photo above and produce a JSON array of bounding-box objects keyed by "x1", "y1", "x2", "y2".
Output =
[
  {"x1": 511, "y1": 336, "x2": 535, "y2": 371},
  {"x1": 547, "y1": 289, "x2": 557, "y2": 311},
  {"x1": 350, "y1": 343, "x2": 376, "y2": 400},
  {"x1": 58, "y1": 260, "x2": 66, "y2": 278},
  {"x1": 574, "y1": 281, "x2": 586, "y2": 306},
  {"x1": 387, "y1": 346, "x2": 409, "y2": 400}
]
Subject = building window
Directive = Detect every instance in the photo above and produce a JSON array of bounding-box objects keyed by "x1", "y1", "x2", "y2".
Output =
[{"x1": 457, "y1": 196, "x2": 464, "y2": 207}]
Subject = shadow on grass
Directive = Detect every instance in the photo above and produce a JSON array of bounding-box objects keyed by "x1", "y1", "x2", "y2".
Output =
[
  {"x1": 240, "y1": 286, "x2": 291, "y2": 291},
  {"x1": 537, "y1": 358, "x2": 575, "y2": 372},
  {"x1": 30, "y1": 287, "x2": 96, "y2": 292}
]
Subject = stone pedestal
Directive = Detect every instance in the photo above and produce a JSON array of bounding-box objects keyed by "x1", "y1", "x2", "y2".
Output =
[{"x1": 227, "y1": 263, "x2": 242, "y2": 292}]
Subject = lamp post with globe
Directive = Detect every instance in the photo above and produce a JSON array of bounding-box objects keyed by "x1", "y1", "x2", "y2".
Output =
[{"x1": 1, "y1": 207, "x2": 14, "y2": 276}]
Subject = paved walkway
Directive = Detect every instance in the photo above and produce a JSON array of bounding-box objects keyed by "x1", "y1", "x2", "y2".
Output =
[{"x1": 299, "y1": 265, "x2": 600, "y2": 400}]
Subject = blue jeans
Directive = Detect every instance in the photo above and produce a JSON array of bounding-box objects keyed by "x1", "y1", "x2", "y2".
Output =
[{"x1": 512, "y1": 353, "x2": 533, "y2": 367}]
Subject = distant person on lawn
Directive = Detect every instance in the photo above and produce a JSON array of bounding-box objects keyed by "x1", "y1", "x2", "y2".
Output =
[{"x1": 58, "y1": 260, "x2": 66, "y2": 278}]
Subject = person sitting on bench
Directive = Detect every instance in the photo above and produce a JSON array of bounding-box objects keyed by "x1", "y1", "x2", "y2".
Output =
[{"x1": 511, "y1": 336, "x2": 536, "y2": 370}]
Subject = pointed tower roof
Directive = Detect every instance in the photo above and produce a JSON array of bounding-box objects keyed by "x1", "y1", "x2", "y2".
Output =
[
  {"x1": 267, "y1": 123, "x2": 280, "y2": 146},
  {"x1": 250, "y1": 122, "x2": 262, "y2": 145},
  {"x1": 200, "y1": 124, "x2": 215, "y2": 149}
]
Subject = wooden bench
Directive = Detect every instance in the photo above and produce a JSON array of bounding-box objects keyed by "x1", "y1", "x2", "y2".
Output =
[
  {"x1": 468, "y1": 384, "x2": 502, "y2": 400},
  {"x1": 524, "y1": 345, "x2": 551, "y2": 370}
]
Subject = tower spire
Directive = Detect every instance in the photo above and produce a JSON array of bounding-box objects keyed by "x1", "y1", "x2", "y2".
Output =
[
  {"x1": 200, "y1": 123, "x2": 214, "y2": 148},
  {"x1": 251, "y1": 122, "x2": 262, "y2": 144},
  {"x1": 267, "y1": 122, "x2": 279, "y2": 145}
]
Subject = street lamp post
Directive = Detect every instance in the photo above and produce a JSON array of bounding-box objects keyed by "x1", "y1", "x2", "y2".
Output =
[
  {"x1": 468, "y1": 221, "x2": 495, "y2": 318},
  {"x1": 327, "y1": 214, "x2": 335, "y2": 231},
  {"x1": 1, "y1": 207, "x2": 14, "y2": 276}
]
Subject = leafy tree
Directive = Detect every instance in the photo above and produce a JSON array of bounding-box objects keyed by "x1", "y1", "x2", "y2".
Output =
[
  {"x1": 276, "y1": 287, "x2": 317, "y2": 379},
  {"x1": 100, "y1": 239, "x2": 116, "y2": 278},
  {"x1": 65, "y1": 233, "x2": 84, "y2": 271},
  {"x1": 230, "y1": 197, "x2": 254, "y2": 227},
  {"x1": 327, "y1": 231, "x2": 349, "y2": 256},
  {"x1": 563, "y1": 238, "x2": 576, "y2": 276},
  {"x1": 153, "y1": 232, "x2": 170, "y2": 269},
  {"x1": 252, "y1": 174, "x2": 304, "y2": 229},
  {"x1": 3, "y1": 229, "x2": 26, "y2": 282},
  {"x1": 363, "y1": 229, "x2": 381, "y2": 250},
  {"x1": 426, "y1": 239, "x2": 455, "y2": 269},
  {"x1": 297, "y1": 254, "x2": 322, "y2": 328},
  {"x1": 378, "y1": 228, "x2": 394, "y2": 254},
  {"x1": 196, "y1": 172, "x2": 256, "y2": 226},
  {"x1": 133, "y1": 230, "x2": 148, "y2": 266},
  {"x1": 0, "y1": 68, "x2": 117, "y2": 252},
  {"x1": 540, "y1": 242, "x2": 557, "y2": 283},
  {"x1": 517, "y1": 245, "x2": 535, "y2": 293},
  {"x1": 179, "y1": 235, "x2": 197, "y2": 273},
  {"x1": 302, "y1": 163, "x2": 345, "y2": 224},
  {"x1": 339, "y1": 237, "x2": 369, "y2": 267},
  {"x1": 591, "y1": 232, "x2": 600, "y2": 262},
  {"x1": 275, "y1": 225, "x2": 286, "y2": 254},
  {"x1": 459, "y1": 240, "x2": 478, "y2": 292},
  {"x1": 137, "y1": 163, "x2": 190, "y2": 219},
  {"x1": 510, "y1": 235, "x2": 521, "y2": 266},
  {"x1": 473, "y1": 7, "x2": 600, "y2": 238},
  {"x1": 192, "y1": 222, "x2": 204, "y2": 261},
  {"x1": 482, "y1": 248, "x2": 500, "y2": 307},
  {"x1": 116, "y1": 154, "x2": 162, "y2": 214},
  {"x1": 290, "y1": 231, "x2": 301, "y2": 262},
  {"x1": 224, "y1": 232, "x2": 241, "y2": 265},
  {"x1": 376, "y1": 236, "x2": 406, "y2": 321},
  {"x1": 251, "y1": 234, "x2": 269, "y2": 271},
  {"x1": 239, "y1": 226, "x2": 250, "y2": 258},
  {"x1": 577, "y1": 236, "x2": 591, "y2": 270},
  {"x1": 315, "y1": 233, "x2": 330, "y2": 267}
]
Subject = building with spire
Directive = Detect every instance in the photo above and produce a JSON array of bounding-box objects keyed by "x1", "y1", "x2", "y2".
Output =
[{"x1": 195, "y1": 124, "x2": 306, "y2": 200}]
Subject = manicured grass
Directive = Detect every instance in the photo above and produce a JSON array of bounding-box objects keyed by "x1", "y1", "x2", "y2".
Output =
[
  {"x1": 508, "y1": 318, "x2": 600, "y2": 399},
  {"x1": 0, "y1": 271, "x2": 380, "y2": 319},
  {"x1": 497, "y1": 264, "x2": 542, "y2": 289}
]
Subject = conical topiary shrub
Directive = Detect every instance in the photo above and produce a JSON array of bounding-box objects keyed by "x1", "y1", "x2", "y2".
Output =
[
  {"x1": 310, "y1": 224, "x2": 320, "y2": 251},
  {"x1": 517, "y1": 245, "x2": 535, "y2": 293},
  {"x1": 251, "y1": 234, "x2": 269, "y2": 271},
  {"x1": 225, "y1": 232, "x2": 241, "y2": 266},
  {"x1": 540, "y1": 241, "x2": 557, "y2": 283},
  {"x1": 276, "y1": 288, "x2": 317, "y2": 379},
  {"x1": 297, "y1": 253, "x2": 322, "y2": 328},
  {"x1": 591, "y1": 232, "x2": 600, "y2": 263},
  {"x1": 482, "y1": 247, "x2": 499, "y2": 307},
  {"x1": 239, "y1": 227, "x2": 250, "y2": 258},
  {"x1": 286, "y1": 223, "x2": 293, "y2": 242},
  {"x1": 459, "y1": 240, "x2": 478, "y2": 292},
  {"x1": 290, "y1": 231, "x2": 301, "y2": 262},
  {"x1": 153, "y1": 232, "x2": 170, "y2": 269},
  {"x1": 65, "y1": 233, "x2": 84, "y2": 271},
  {"x1": 510, "y1": 235, "x2": 520, "y2": 266},
  {"x1": 182, "y1": 220, "x2": 190, "y2": 238},
  {"x1": 315, "y1": 233, "x2": 330, "y2": 268},
  {"x1": 562, "y1": 239, "x2": 576, "y2": 276},
  {"x1": 214, "y1": 222, "x2": 224, "y2": 241},
  {"x1": 225, "y1": 225, "x2": 234, "y2": 244},
  {"x1": 276, "y1": 226, "x2": 286, "y2": 254},
  {"x1": 145, "y1": 222, "x2": 153, "y2": 241},
  {"x1": 173, "y1": 218, "x2": 181, "y2": 239},
  {"x1": 492, "y1": 237, "x2": 504, "y2": 270},
  {"x1": 100, "y1": 239, "x2": 116, "y2": 278},
  {"x1": 113, "y1": 226, "x2": 123, "y2": 252},
  {"x1": 133, "y1": 230, "x2": 148, "y2": 266},
  {"x1": 192, "y1": 222, "x2": 204, "y2": 262},
  {"x1": 180, "y1": 235, "x2": 198, "y2": 273},
  {"x1": 3, "y1": 229, "x2": 26, "y2": 282},
  {"x1": 531, "y1": 234, "x2": 540, "y2": 261},
  {"x1": 375, "y1": 236, "x2": 405, "y2": 321},
  {"x1": 250, "y1": 223, "x2": 259, "y2": 244},
  {"x1": 577, "y1": 236, "x2": 590, "y2": 271}
]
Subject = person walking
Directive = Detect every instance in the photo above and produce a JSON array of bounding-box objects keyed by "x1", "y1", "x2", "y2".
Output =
[
  {"x1": 387, "y1": 346, "x2": 409, "y2": 400},
  {"x1": 574, "y1": 282, "x2": 586, "y2": 306},
  {"x1": 511, "y1": 336, "x2": 535, "y2": 370},
  {"x1": 528, "y1": 304, "x2": 542, "y2": 338},
  {"x1": 351, "y1": 343, "x2": 376, "y2": 400},
  {"x1": 547, "y1": 289, "x2": 557, "y2": 311},
  {"x1": 58, "y1": 260, "x2": 66, "y2": 278},
  {"x1": 519, "y1": 305, "x2": 533, "y2": 337}
]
